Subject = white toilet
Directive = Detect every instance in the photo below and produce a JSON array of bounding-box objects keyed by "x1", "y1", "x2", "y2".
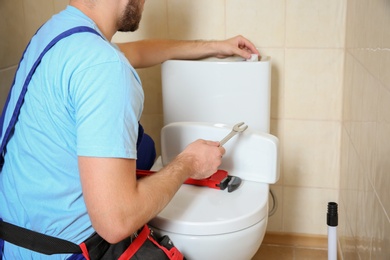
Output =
[{"x1": 149, "y1": 56, "x2": 279, "y2": 260}]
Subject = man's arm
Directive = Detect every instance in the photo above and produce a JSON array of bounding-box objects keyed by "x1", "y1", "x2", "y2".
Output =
[
  {"x1": 117, "y1": 35, "x2": 260, "y2": 68},
  {"x1": 79, "y1": 139, "x2": 224, "y2": 244}
]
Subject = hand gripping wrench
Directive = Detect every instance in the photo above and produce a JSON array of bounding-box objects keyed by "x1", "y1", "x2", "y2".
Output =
[
  {"x1": 219, "y1": 122, "x2": 248, "y2": 146},
  {"x1": 136, "y1": 122, "x2": 248, "y2": 192}
]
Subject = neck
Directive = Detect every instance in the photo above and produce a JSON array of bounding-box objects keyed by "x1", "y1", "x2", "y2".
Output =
[{"x1": 69, "y1": 0, "x2": 118, "y2": 41}]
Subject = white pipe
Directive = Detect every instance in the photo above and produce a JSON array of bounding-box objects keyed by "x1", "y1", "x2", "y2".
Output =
[
  {"x1": 328, "y1": 226, "x2": 337, "y2": 260},
  {"x1": 327, "y1": 202, "x2": 338, "y2": 260}
]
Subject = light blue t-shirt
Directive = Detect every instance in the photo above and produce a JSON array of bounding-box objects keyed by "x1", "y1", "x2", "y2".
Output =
[{"x1": 0, "y1": 6, "x2": 144, "y2": 259}]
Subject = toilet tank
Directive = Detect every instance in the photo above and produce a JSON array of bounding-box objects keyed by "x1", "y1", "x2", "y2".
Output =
[{"x1": 161, "y1": 57, "x2": 271, "y2": 133}]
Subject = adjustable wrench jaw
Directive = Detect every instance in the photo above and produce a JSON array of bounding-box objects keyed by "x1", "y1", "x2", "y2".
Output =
[
  {"x1": 216, "y1": 175, "x2": 242, "y2": 192},
  {"x1": 226, "y1": 176, "x2": 242, "y2": 192}
]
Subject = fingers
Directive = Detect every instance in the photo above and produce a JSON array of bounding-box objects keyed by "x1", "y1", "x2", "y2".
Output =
[
  {"x1": 201, "y1": 140, "x2": 225, "y2": 155},
  {"x1": 219, "y1": 36, "x2": 258, "y2": 59},
  {"x1": 211, "y1": 35, "x2": 260, "y2": 60},
  {"x1": 219, "y1": 145, "x2": 226, "y2": 156},
  {"x1": 233, "y1": 36, "x2": 260, "y2": 59},
  {"x1": 203, "y1": 140, "x2": 219, "y2": 146},
  {"x1": 181, "y1": 139, "x2": 226, "y2": 179},
  {"x1": 236, "y1": 35, "x2": 259, "y2": 55}
]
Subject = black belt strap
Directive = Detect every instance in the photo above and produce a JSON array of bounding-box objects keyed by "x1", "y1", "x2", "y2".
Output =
[{"x1": 0, "y1": 220, "x2": 81, "y2": 255}]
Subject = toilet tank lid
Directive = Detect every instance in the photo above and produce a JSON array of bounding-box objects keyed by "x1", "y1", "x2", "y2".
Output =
[
  {"x1": 161, "y1": 122, "x2": 280, "y2": 184},
  {"x1": 164, "y1": 55, "x2": 270, "y2": 63},
  {"x1": 148, "y1": 176, "x2": 269, "y2": 236}
]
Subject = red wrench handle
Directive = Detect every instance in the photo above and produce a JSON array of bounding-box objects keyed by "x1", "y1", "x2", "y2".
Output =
[{"x1": 136, "y1": 169, "x2": 229, "y2": 190}]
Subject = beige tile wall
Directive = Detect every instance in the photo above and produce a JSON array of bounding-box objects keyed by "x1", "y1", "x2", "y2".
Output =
[
  {"x1": 7, "y1": 2, "x2": 390, "y2": 253},
  {"x1": 340, "y1": 0, "x2": 390, "y2": 259},
  {"x1": 0, "y1": 0, "x2": 69, "y2": 106}
]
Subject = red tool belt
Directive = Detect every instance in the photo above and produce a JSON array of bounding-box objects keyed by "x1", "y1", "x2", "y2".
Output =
[{"x1": 0, "y1": 220, "x2": 183, "y2": 260}]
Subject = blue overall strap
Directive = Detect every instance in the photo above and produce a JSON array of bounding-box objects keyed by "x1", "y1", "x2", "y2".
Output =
[{"x1": 0, "y1": 26, "x2": 102, "y2": 169}]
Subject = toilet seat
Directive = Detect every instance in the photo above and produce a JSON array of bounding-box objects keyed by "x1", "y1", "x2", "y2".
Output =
[{"x1": 149, "y1": 180, "x2": 269, "y2": 236}]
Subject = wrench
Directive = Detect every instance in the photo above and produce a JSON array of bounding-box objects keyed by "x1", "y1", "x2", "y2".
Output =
[{"x1": 219, "y1": 122, "x2": 248, "y2": 147}]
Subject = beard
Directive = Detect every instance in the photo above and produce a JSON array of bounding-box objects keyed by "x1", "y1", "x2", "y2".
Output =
[{"x1": 117, "y1": 0, "x2": 143, "y2": 32}]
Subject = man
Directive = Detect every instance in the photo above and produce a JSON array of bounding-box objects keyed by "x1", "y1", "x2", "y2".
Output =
[{"x1": 0, "y1": 0, "x2": 259, "y2": 258}]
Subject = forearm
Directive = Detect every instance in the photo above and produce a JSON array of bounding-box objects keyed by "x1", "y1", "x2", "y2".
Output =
[
  {"x1": 79, "y1": 155, "x2": 195, "y2": 243},
  {"x1": 117, "y1": 36, "x2": 259, "y2": 69},
  {"x1": 118, "y1": 39, "x2": 219, "y2": 68},
  {"x1": 129, "y1": 154, "x2": 194, "y2": 223}
]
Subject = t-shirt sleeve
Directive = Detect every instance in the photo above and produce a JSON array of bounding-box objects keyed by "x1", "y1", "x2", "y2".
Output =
[{"x1": 71, "y1": 59, "x2": 144, "y2": 159}]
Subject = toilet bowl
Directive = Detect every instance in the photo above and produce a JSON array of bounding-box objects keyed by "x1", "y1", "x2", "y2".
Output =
[{"x1": 149, "y1": 122, "x2": 279, "y2": 260}]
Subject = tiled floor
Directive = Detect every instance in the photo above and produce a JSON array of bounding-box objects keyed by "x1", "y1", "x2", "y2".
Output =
[{"x1": 252, "y1": 232, "x2": 329, "y2": 260}]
